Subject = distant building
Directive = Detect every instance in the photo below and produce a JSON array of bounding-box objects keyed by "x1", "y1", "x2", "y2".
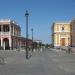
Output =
[
  {"x1": 0, "y1": 19, "x2": 32, "y2": 50},
  {"x1": 52, "y1": 22, "x2": 71, "y2": 48}
]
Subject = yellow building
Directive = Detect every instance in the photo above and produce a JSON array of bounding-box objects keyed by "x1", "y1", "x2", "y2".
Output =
[{"x1": 52, "y1": 22, "x2": 71, "y2": 48}]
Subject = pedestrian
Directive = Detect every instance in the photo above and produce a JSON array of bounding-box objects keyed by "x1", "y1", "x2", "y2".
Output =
[{"x1": 68, "y1": 45, "x2": 71, "y2": 53}]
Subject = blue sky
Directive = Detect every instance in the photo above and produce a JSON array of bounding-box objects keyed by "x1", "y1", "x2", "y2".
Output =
[{"x1": 0, "y1": 0, "x2": 75, "y2": 44}]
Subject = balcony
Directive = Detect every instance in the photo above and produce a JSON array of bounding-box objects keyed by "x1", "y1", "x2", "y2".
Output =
[{"x1": 0, "y1": 32, "x2": 10, "y2": 36}]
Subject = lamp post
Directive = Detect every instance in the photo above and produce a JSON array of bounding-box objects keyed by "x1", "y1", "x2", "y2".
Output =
[
  {"x1": 25, "y1": 10, "x2": 29, "y2": 59},
  {"x1": 31, "y1": 28, "x2": 33, "y2": 52}
]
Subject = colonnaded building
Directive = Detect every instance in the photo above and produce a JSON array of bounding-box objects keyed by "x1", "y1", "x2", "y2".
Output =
[{"x1": 0, "y1": 19, "x2": 32, "y2": 50}]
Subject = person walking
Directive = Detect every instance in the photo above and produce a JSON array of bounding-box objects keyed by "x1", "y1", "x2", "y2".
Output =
[{"x1": 68, "y1": 45, "x2": 71, "y2": 53}]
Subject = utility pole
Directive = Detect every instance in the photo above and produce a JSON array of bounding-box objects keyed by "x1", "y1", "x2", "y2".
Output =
[
  {"x1": 25, "y1": 10, "x2": 29, "y2": 59},
  {"x1": 31, "y1": 28, "x2": 33, "y2": 52}
]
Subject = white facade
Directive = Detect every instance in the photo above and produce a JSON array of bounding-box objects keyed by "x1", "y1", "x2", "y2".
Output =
[
  {"x1": 0, "y1": 19, "x2": 21, "y2": 50},
  {"x1": 52, "y1": 22, "x2": 71, "y2": 48}
]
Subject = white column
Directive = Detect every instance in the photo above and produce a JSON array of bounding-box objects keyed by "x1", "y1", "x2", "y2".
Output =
[
  {"x1": 13, "y1": 37, "x2": 15, "y2": 50},
  {"x1": 3, "y1": 41, "x2": 5, "y2": 50},
  {"x1": 9, "y1": 37, "x2": 11, "y2": 50},
  {"x1": 1, "y1": 37, "x2": 3, "y2": 49},
  {"x1": 1, "y1": 25, "x2": 3, "y2": 50},
  {"x1": 9, "y1": 24, "x2": 11, "y2": 35},
  {"x1": 13, "y1": 26, "x2": 15, "y2": 36},
  {"x1": 12, "y1": 25, "x2": 15, "y2": 49},
  {"x1": 9, "y1": 24, "x2": 12, "y2": 50}
]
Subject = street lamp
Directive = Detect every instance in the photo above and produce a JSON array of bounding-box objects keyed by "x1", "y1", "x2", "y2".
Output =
[
  {"x1": 25, "y1": 10, "x2": 29, "y2": 59},
  {"x1": 31, "y1": 28, "x2": 33, "y2": 52}
]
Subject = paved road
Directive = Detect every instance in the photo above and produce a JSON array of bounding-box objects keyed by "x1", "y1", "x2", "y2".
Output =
[{"x1": 0, "y1": 49, "x2": 75, "y2": 75}]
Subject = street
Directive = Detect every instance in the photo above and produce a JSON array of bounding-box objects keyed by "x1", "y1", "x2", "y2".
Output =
[{"x1": 0, "y1": 49, "x2": 75, "y2": 75}]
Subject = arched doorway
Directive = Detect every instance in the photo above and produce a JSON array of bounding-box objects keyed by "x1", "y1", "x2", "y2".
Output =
[{"x1": 3, "y1": 38, "x2": 9, "y2": 50}]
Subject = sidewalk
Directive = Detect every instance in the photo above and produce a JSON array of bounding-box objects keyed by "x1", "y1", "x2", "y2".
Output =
[{"x1": 50, "y1": 48, "x2": 66, "y2": 53}]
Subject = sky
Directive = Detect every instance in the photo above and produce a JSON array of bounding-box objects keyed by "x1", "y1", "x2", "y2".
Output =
[{"x1": 0, "y1": 0, "x2": 75, "y2": 44}]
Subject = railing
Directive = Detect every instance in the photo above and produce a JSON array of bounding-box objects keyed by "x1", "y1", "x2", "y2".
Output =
[{"x1": 0, "y1": 32, "x2": 10, "y2": 36}]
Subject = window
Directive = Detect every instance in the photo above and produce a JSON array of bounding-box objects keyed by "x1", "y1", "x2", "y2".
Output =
[
  {"x1": 3, "y1": 25, "x2": 9, "y2": 32},
  {"x1": 62, "y1": 27, "x2": 64, "y2": 31}
]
